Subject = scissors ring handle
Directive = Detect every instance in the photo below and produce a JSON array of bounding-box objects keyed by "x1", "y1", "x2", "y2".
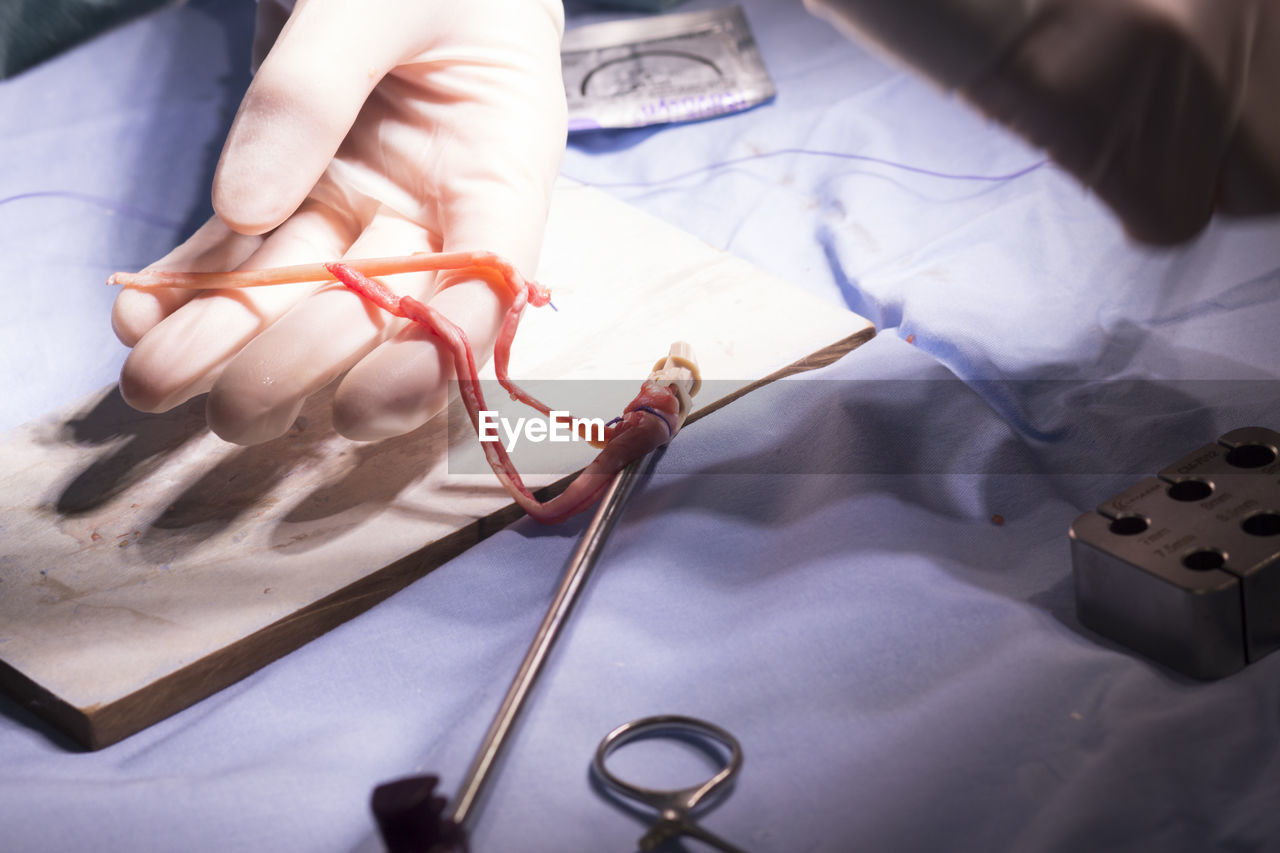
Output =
[{"x1": 593, "y1": 714, "x2": 743, "y2": 814}]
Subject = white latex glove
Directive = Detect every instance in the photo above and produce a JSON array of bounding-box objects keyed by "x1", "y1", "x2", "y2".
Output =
[
  {"x1": 806, "y1": 0, "x2": 1280, "y2": 244},
  {"x1": 112, "y1": 0, "x2": 567, "y2": 444}
]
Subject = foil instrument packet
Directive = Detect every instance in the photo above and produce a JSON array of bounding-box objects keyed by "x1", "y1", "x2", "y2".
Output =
[{"x1": 562, "y1": 5, "x2": 776, "y2": 132}]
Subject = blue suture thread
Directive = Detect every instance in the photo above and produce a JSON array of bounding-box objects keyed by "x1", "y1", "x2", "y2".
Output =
[
  {"x1": 568, "y1": 148, "x2": 1047, "y2": 190},
  {"x1": 0, "y1": 190, "x2": 183, "y2": 230},
  {"x1": 548, "y1": 300, "x2": 559, "y2": 312},
  {"x1": 603, "y1": 407, "x2": 673, "y2": 435},
  {"x1": 631, "y1": 405, "x2": 673, "y2": 436}
]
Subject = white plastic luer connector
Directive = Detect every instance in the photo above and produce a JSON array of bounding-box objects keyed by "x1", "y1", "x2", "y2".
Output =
[{"x1": 648, "y1": 341, "x2": 701, "y2": 430}]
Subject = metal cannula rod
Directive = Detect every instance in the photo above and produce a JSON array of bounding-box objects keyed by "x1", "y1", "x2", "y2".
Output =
[{"x1": 447, "y1": 454, "x2": 652, "y2": 829}]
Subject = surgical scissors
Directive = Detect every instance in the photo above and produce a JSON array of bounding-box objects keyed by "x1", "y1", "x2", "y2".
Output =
[{"x1": 593, "y1": 714, "x2": 748, "y2": 853}]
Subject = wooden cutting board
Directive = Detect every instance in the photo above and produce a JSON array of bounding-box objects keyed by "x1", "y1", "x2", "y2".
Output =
[{"x1": 0, "y1": 181, "x2": 874, "y2": 749}]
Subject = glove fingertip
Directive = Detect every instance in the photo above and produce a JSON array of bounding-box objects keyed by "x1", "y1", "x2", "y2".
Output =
[
  {"x1": 333, "y1": 334, "x2": 453, "y2": 441},
  {"x1": 212, "y1": 159, "x2": 297, "y2": 236},
  {"x1": 206, "y1": 378, "x2": 303, "y2": 446},
  {"x1": 118, "y1": 346, "x2": 183, "y2": 414},
  {"x1": 332, "y1": 375, "x2": 444, "y2": 442},
  {"x1": 112, "y1": 286, "x2": 195, "y2": 347},
  {"x1": 111, "y1": 297, "x2": 152, "y2": 348}
]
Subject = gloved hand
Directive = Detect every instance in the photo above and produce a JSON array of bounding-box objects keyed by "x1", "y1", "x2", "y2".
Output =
[
  {"x1": 112, "y1": 0, "x2": 567, "y2": 444},
  {"x1": 805, "y1": 0, "x2": 1280, "y2": 244}
]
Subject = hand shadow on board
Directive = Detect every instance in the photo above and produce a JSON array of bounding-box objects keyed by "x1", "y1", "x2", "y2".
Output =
[
  {"x1": 45, "y1": 382, "x2": 458, "y2": 564},
  {"x1": 53, "y1": 386, "x2": 209, "y2": 516},
  {"x1": 134, "y1": 389, "x2": 458, "y2": 560}
]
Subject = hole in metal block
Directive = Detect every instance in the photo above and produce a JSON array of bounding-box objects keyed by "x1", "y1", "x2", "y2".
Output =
[
  {"x1": 1242, "y1": 512, "x2": 1280, "y2": 537},
  {"x1": 1182, "y1": 549, "x2": 1226, "y2": 571},
  {"x1": 1167, "y1": 479, "x2": 1212, "y2": 502},
  {"x1": 1225, "y1": 443, "x2": 1276, "y2": 468},
  {"x1": 1108, "y1": 515, "x2": 1149, "y2": 536}
]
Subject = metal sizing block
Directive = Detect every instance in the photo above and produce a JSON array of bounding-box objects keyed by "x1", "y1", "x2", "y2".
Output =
[{"x1": 1070, "y1": 427, "x2": 1280, "y2": 679}]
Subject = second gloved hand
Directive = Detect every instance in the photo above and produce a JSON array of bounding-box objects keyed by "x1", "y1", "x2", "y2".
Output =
[
  {"x1": 806, "y1": 0, "x2": 1280, "y2": 244},
  {"x1": 112, "y1": 0, "x2": 568, "y2": 444}
]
